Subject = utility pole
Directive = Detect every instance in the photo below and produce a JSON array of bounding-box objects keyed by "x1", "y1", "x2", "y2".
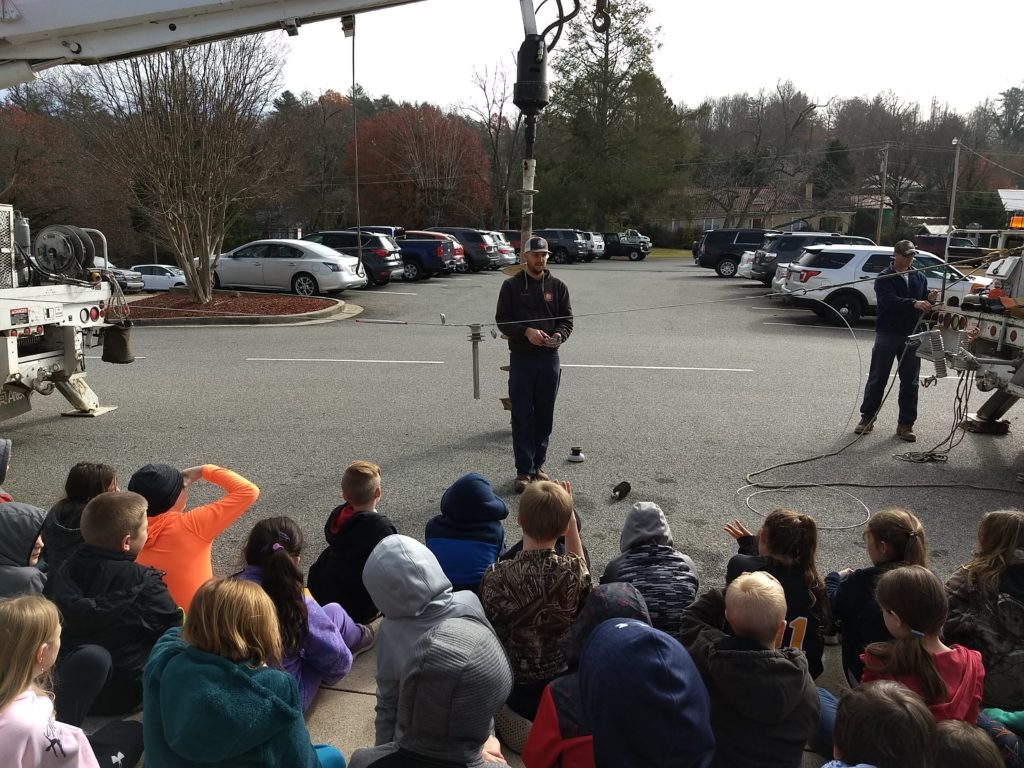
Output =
[
  {"x1": 876, "y1": 143, "x2": 889, "y2": 244},
  {"x1": 944, "y1": 138, "x2": 962, "y2": 262}
]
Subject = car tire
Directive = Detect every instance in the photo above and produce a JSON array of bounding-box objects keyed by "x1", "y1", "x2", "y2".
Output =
[
  {"x1": 826, "y1": 294, "x2": 863, "y2": 326},
  {"x1": 600, "y1": 253, "x2": 611, "y2": 260},
  {"x1": 552, "y1": 249, "x2": 568, "y2": 265},
  {"x1": 469, "y1": 262, "x2": 483, "y2": 273},
  {"x1": 403, "y1": 261, "x2": 422, "y2": 281},
  {"x1": 628, "y1": 250, "x2": 642, "y2": 261},
  {"x1": 715, "y1": 257, "x2": 738, "y2": 277},
  {"x1": 583, "y1": 255, "x2": 595, "y2": 263},
  {"x1": 291, "y1": 272, "x2": 319, "y2": 297}
]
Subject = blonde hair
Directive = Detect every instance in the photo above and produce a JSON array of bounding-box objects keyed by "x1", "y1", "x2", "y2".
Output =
[
  {"x1": 342, "y1": 460, "x2": 381, "y2": 505},
  {"x1": 0, "y1": 595, "x2": 60, "y2": 713},
  {"x1": 962, "y1": 510, "x2": 1024, "y2": 598},
  {"x1": 80, "y1": 491, "x2": 147, "y2": 549},
  {"x1": 726, "y1": 571, "x2": 787, "y2": 646},
  {"x1": 518, "y1": 481, "x2": 573, "y2": 541},
  {"x1": 867, "y1": 507, "x2": 928, "y2": 567},
  {"x1": 182, "y1": 578, "x2": 282, "y2": 668}
]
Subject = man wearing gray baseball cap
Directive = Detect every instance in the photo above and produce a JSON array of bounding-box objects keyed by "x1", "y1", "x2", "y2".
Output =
[
  {"x1": 495, "y1": 236, "x2": 574, "y2": 493},
  {"x1": 855, "y1": 239, "x2": 938, "y2": 442}
]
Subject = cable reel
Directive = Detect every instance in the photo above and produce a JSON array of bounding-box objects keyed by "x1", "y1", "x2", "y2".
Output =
[{"x1": 33, "y1": 225, "x2": 96, "y2": 278}]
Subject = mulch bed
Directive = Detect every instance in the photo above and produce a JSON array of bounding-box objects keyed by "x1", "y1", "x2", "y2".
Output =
[{"x1": 126, "y1": 291, "x2": 335, "y2": 320}]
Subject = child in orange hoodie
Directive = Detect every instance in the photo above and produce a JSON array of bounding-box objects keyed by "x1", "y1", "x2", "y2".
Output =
[{"x1": 130, "y1": 463, "x2": 259, "y2": 609}]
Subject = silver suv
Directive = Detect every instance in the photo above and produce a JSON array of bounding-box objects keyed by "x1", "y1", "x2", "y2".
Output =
[
  {"x1": 777, "y1": 245, "x2": 991, "y2": 325},
  {"x1": 580, "y1": 231, "x2": 604, "y2": 261}
]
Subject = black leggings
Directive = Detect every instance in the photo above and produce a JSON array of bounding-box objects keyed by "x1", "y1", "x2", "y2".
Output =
[
  {"x1": 88, "y1": 719, "x2": 144, "y2": 768},
  {"x1": 53, "y1": 644, "x2": 112, "y2": 726}
]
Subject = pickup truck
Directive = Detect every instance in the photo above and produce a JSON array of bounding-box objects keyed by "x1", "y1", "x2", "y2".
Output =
[
  {"x1": 913, "y1": 235, "x2": 988, "y2": 264},
  {"x1": 602, "y1": 231, "x2": 651, "y2": 260},
  {"x1": 395, "y1": 236, "x2": 456, "y2": 280}
]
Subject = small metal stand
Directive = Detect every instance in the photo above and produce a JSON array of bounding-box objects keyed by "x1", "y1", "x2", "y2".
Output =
[{"x1": 469, "y1": 324, "x2": 482, "y2": 400}]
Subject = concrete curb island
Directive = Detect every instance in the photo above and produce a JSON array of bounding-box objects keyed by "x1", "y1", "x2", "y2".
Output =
[{"x1": 128, "y1": 293, "x2": 363, "y2": 327}]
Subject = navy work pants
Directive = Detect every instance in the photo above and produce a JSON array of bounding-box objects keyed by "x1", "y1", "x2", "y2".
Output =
[
  {"x1": 509, "y1": 350, "x2": 561, "y2": 475},
  {"x1": 859, "y1": 331, "x2": 922, "y2": 426}
]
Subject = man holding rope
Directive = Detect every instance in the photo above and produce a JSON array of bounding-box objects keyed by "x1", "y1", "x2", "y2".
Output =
[
  {"x1": 855, "y1": 239, "x2": 939, "y2": 442},
  {"x1": 496, "y1": 236, "x2": 574, "y2": 493}
]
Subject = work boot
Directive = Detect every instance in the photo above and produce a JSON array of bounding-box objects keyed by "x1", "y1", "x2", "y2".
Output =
[
  {"x1": 854, "y1": 418, "x2": 874, "y2": 434},
  {"x1": 896, "y1": 423, "x2": 917, "y2": 442},
  {"x1": 532, "y1": 468, "x2": 550, "y2": 482},
  {"x1": 514, "y1": 474, "x2": 532, "y2": 493}
]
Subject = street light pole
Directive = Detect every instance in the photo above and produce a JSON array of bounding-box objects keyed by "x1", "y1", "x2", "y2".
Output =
[
  {"x1": 944, "y1": 138, "x2": 962, "y2": 263},
  {"x1": 876, "y1": 143, "x2": 889, "y2": 244}
]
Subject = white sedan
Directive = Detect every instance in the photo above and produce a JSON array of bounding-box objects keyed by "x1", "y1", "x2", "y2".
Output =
[
  {"x1": 130, "y1": 263, "x2": 187, "y2": 291},
  {"x1": 211, "y1": 239, "x2": 367, "y2": 295}
]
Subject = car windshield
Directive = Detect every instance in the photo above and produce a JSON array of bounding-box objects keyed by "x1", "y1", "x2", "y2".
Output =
[
  {"x1": 168, "y1": 266, "x2": 184, "y2": 275},
  {"x1": 380, "y1": 235, "x2": 399, "y2": 250},
  {"x1": 914, "y1": 255, "x2": 965, "y2": 280},
  {"x1": 481, "y1": 233, "x2": 496, "y2": 246}
]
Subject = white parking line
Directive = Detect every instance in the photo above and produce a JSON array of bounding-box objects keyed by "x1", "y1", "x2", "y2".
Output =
[
  {"x1": 763, "y1": 322, "x2": 872, "y2": 332},
  {"x1": 86, "y1": 355, "x2": 146, "y2": 359},
  {"x1": 374, "y1": 291, "x2": 417, "y2": 296},
  {"x1": 563, "y1": 364, "x2": 753, "y2": 372},
  {"x1": 246, "y1": 357, "x2": 444, "y2": 365}
]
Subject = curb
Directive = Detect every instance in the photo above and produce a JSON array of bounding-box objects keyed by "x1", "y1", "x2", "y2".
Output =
[{"x1": 130, "y1": 296, "x2": 359, "y2": 327}]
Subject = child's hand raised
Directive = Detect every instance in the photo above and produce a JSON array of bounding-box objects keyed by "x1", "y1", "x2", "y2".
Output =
[
  {"x1": 724, "y1": 519, "x2": 753, "y2": 540},
  {"x1": 180, "y1": 466, "x2": 204, "y2": 488}
]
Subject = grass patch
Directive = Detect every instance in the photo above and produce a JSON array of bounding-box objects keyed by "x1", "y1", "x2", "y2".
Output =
[{"x1": 647, "y1": 248, "x2": 694, "y2": 259}]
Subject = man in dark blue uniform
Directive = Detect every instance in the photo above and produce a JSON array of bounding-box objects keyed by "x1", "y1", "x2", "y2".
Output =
[
  {"x1": 856, "y1": 239, "x2": 938, "y2": 442},
  {"x1": 495, "y1": 236, "x2": 574, "y2": 492}
]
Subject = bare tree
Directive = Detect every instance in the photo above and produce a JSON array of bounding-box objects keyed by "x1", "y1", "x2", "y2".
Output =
[
  {"x1": 75, "y1": 36, "x2": 285, "y2": 303},
  {"x1": 465, "y1": 65, "x2": 524, "y2": 229}
]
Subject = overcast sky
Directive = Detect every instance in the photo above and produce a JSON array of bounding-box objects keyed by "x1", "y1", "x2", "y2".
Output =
[{"x1": 279, "y1": 0, "x2": 1019, "y2": 116}]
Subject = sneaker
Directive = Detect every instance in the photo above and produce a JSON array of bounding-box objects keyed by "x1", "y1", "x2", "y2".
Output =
[
  {"x1": 896, "y1": 423, "x2": 917, "y2": 442},
  {"x1": 351, "y1": 623, "x2": 376, "y2": 659},
  {"x1": 854, "y1": 418, "x2": 874, "y2": 434},
  {"x1": 514, "y1": 474, "x2": 531, "y2": 493},
  {"x1": 532, "y1": 468, "x2": 550, "y2": 482}
]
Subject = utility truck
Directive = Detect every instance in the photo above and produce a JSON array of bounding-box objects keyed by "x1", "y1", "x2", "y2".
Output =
[
  {"x1": 915, "y1": 227, "x2": 1024, "y2": 433},
  {"x1": 0, "y1": 204, "x2": 123, "y2": 420}
]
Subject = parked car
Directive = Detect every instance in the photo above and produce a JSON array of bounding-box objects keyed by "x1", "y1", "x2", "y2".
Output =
[
  {"x1": 405, "y1": 230, "x2": 465, "y2": 273},
  {"x1": 302, "y1": 230, "x2": 404, "y2": 286},
  {"x1": 499, "y1": 230, "x2": 523, "y2": 253},
  {"x1": 579, "y1": 231, "x2": 605, "y2": 260},
  {"x1": 534, "y1": 228, "x2": 587, "y2": 264},
  {"x1": 347, "y1": 225, "x2": 406, "y2": 240},
  {"x1": 751, "y1": 232, "x2": 874, "y2": 285},
  {"x1": 425, "y1": 227, "x2": 499, "y2": 272},
  {"x1": 912, "y1": 235, "x2": 988, "y2": 263},
  {"x1": 130, "y1": 263, "x2": 186, "y2": 291},
  {"x1": 736, "y1": 251, "x2": 756, "y2": 280},
  {"x1": 211, "y1": 239, "x2": 366, "y2": 295},
  {"x1": 602, "y1": 232, "x2": 650, "y2": 260},
  {"x1": 487, "y1": 231, "x2": 518, "y2": 266},
  {"x1": 92, "y1": 256, "x2": 145, "y2": 293},
  {"x1": 694, "y1": 228, "x2": 775, "y2": 277},
  {"x1": 776, "y1": 245, "x2": 991, "y2": 325},
  {"x1": 393, "y1": 234, "x2": 456, "y2": 280}
]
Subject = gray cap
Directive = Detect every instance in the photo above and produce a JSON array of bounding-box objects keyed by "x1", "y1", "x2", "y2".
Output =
[
  {"x1": 894, "y1": 240, "x2": 917, "y2": 257},
  {"x1": 525, "y1": 236, "x2": 550, "y2": 253}
]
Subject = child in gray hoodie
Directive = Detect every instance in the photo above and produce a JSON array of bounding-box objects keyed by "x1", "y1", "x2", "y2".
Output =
[{"x1": 600, "y1": 501, "x2": 698, "y2": 634}]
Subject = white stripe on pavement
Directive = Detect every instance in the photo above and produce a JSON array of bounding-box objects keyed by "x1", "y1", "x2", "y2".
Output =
[
  {"x1": 562, "y1": 364, "x2": 753, "y2": 372},
  {"x1": 246, "y1": 357, "x2": 444, "y2": 365},
  {"x1": 86, "y1": 356, "x2": 146, "y2": 359}
]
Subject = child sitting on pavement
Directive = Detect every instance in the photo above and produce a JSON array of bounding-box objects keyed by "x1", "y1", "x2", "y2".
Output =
[
  {"x1": 362, "y1": 534, "x2": 490, "y2": 746},
  {"x1": 600, "y1": 500, "x2": 698, "y2": 634},
  {"x1": 129, "y1": 462, "x2": 259, "y2": 609},
  {"x1": 41, "y1": 462, "x2": 118, "y2": 577},
  {"x1": 725, "y1": 509, "x2": 829, "y2": 678},
  {"x1": 44, "y1": 491, "x2": 182, "y2": 715},
  {"x1": 936, "y1": 720, "x2": 1004, "y2": 768},
  {"x1": 425, "y1": 471, "x2": 509, "y2": 592},
  {"x1": 826, "y1": 506, "x2": 928, "y2": 685},
  {"x1": 480, "y1": 479, "x2": 591, "y2": 724},
  {"x1": 308, "y1": 460, "x2": 398, "y2": 623},
  {"x1": 678, "y1": 571, "x2": 818, "y2": 768},
  {"x1": 237, "y1": 515, "x2": 372, "y2": 712},
  {"x1": 0, "y1": 502, "x2": 46, "y2": 596},
  {"x1": 822, "y1": 680, "x2": 936, "y2": 768}
]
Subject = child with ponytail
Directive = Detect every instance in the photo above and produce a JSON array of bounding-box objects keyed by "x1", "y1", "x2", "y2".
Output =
[
  {"x1": 725, "y1": 508, "x2": 828, "y2": 678},
  {"x1": 827, "y1": 506, "x2": 929, "y2": 684},
  {"x1": 238, "y1": 516, "x2": 372, "y2": 711},
  {"x1": 0, "y1": 594, "x2": 142, "y2": 767},
  {"x1": 946, "y1": 509, "x2": 1024, "y2": 711},
  {"x1": 862, "y1": 564, "x2": 983, "y2": 722}
]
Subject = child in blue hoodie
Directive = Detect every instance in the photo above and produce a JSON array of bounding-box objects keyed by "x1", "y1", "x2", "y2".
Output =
[{"x1": 425, "y1": 472, "x2": 508, "y2": 592}]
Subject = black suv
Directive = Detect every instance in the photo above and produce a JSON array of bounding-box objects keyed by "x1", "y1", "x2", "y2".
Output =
[
  {"x1": 750, "y1": 232, "x2": 874, "y2": 285},
  {"x1": 302, "y1": 230, "x2": 404, "y2": 286},
  {"x1": 425, "y1": 227, "x2": 498, "y2": 272},
  {"x1": 534, "y1": 228, "x2": 588, "y2": 264},
  {"x1": 694, "y1": 228, "x2": 775, "y2": 277}
]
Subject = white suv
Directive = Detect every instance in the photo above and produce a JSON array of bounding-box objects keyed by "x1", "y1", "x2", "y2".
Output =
[{"x1": 776, "y1": 245, "x2": 990, "y2": 325}]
